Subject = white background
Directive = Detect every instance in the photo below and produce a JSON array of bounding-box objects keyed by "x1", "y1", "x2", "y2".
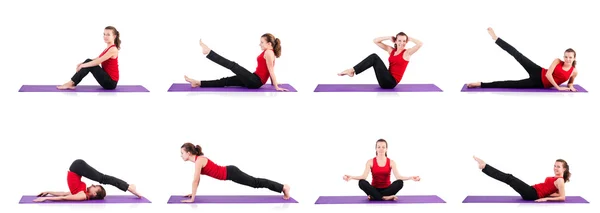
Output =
[{"x1": 0, "y1": 0, "x2": 597, "y2": 213}]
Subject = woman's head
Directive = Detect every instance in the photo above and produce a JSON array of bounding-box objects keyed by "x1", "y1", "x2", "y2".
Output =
[
  {"x1": 86, "y1": 184, "x2": 106, "y2": 200},
  {"x1": 563, "y1": 48, "x2": 576, "y2": 67},
  {"x1": 392, "y1": 32, "x2": 408, "y2": 49},
  {"x1": 181, "y1": 142, "x2": 203, "y2": 161},
  {"x1": 260, "y1": 33, "x2": 281, "y2": 58},
  {"x1": 554, "y1": 159, "x2": 571, "y2": 182},
  {"x1": 375, "y1": 139, "x2": 388, "y2": 157},
  {"x1": 104, "y1": 26, "x2": 121, "y2": 49}
]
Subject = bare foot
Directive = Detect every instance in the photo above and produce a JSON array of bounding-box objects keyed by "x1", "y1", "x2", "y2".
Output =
[
  {"x1": 337, "y1": 68, "x2": 355, "y2": 77},
  {"x1": 199, "y1": 39, "x2": 211, "y2": 55},
  {"x1": 487, "y1": 27, "x2": 498, "y2": 41},
  {"x1": 127, "y1": 184, "x2": 142, "y2": 198},
  {"x1": 382, "y1": 195, "x2": 397, "y2": 201},
  {"x1": 473, "y1": 156, "x2": 486, "y2": 170},
  {"x1": 282, "y1": 184, "x2": 291, "y2": 199},
  {"x1": 56, "y1": 81, "x2": 75, "y2": 90},
  {"x1": 466, "y1": 82, "x2": 481, "y2": 88},
  {"x1": 367, "y1": 195, "x2": 372, "y2": 200},
  {"x1": 184, "y1": 75, "x2": 201, "y2": 87}
]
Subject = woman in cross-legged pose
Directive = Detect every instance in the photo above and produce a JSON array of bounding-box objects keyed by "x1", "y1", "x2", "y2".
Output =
[
  {"x1": 338, "y1": 32, "x2": 423, "y2": 89},
  {"x1": 466, "y1": 27, "x2": 579, "y2": 91},
  {"x1": 184, "y1": 33, "x2": 288, "y2": 91},
  {"x1": 473, "y1": 156, "x2": 570, "y2": 202},
  {"x1": 57, "y1": 26, "x2": 121, "y2": 90},
  {"x1": 178, "y1": 143, "x2": 291, "y2": 203},
  {"x1": 343, "y1": 139, "x2": 421, "y2": 201},
  {"x1": 33, "y1": 159, "x2": 141, "y2": 202}
]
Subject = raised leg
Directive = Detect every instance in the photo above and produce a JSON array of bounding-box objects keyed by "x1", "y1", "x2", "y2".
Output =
[
  {"x1": 69, "y1": 159, "x2": 129, "y2": 192},
  {"x1": 473, "y1": 156, "x2": 538, "y2": 200}
]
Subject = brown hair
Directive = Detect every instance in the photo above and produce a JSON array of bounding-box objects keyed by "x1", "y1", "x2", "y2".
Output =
[
  {"x1": 556, "y1": 159, "x2": 571, "y2": 182},
  {"x1": 564, "y1": 48, "x2": 576, "y2": 67},
  {"x1": 181, "y1": 142, "x2": 203, "y2": 156},
  {"x1": 105, "y1": 26, "x2": 121, "y2": 49},
  {"x1": 89, "y1": 186, "x2": 106, "y2": 200},
  {"x1": 262, "y1": 33, "x2": 281, "y2": 58},
  {"x1": 375, "y1": 139, "x2": 388, "y2": 157},
  {"x1": 392, "y1": 32, "x2": 408, "y2": 49}
]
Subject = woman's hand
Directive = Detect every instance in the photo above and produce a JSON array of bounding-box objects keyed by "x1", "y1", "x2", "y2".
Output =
[{"x1": 33, "y1": 197, "x2": 47, "y2": 202}]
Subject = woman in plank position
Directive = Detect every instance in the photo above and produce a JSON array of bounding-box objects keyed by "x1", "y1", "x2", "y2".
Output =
[
  {"x1": 184, "y1": 33, "x2": 288, "y2": 91},
  {"x1": 473, "y1": 156, "x2": 570, "y2": 202},
  {"x1": 338, "y1": 32, "x2": 423, "y2": 89},
  {"x1": 33, "y1": 159, "x2": 141, "y2": 202},
  {"x1": 343, "y1": 139, "x2": 421, "y2": 201},
  {"x1": 57, "y1": 26, "x2": 121, "y2": 90},
  {"x1": 467, "y1": 27, "x2": 579, "y2": 91},
  {"x1": 179, "y1": 142, "x2": 291, "y2": 203}
]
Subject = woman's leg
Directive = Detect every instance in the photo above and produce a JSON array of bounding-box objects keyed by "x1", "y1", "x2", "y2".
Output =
[
  {"x1": 380, "y1": 180, "x2": 404, "y2": 196},
  {"x1": 473, "y1": 157, "x2": 539, "y2": 200},
  {"x1": 494, "y1": 37, "x2": 543, "y2": 77},
  {"x1": 59, "y1": 59, "x2": 118, "y2": 90},
  {"x1": 68, "y1": 159, "x2": 129, "y2": 192},
  {"x1": 339, "y1": 53, "x2": 397, "y2": 89},
  {"x1": 225, "y1": 166, "x2": 289, "y2": 196},
  {"x1": 479, "y1": 78, "x2": 541, "y2": 88},
  {"x1": 358, "y1": 179, "x2": 385, "y2": 200},
  {"x1": 198, "y1": 76, "x2": 245, "y2": 87},
  {"x1": 198, "y1": 40, "x2": 263, "y2": 88}
]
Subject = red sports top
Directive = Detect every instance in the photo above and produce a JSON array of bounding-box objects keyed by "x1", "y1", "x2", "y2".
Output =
[
  {"x1": 67, "y1": 171, "x2": 88, "y2": 199},
  {"x1": 253, "y1": 50, "x2": 271, "y2": 85},
  {"x1": 371, "y1": 157, "x2": 391, "y2": 188},
  {"x1": 388, "y1": 49, "x2": 410, "y2": 83},
  {"x1": 99, "y1": 45, "x2": 119, "y2": 81},
  {"x1": 196, "y1": 156, "x2": 227, "y2": 180},
  {"x1": 532, "y1": 177, "x2": 560, "y2": 198},
  {"x1": 541, "y1": 61, "x2": 574, "y2": 88}
]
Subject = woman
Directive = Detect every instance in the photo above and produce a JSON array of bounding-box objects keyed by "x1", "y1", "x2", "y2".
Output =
[
  {"x1": 338, "y1": 32, "x2": 423, "y2": 89},
  {"x1": 184, "y1": 33, "x2": 288, "y2": 91},
  {"x1": 467, "y1": 27, "x2": 579, "y2": 91},
  {"x1": 33, "y1": 159, "x2": 141, "y2": 202},
  {"x1": 57, "y1": 26, "x2": 121, "y2": 90},
  {"x1": 473, "y1": 156, "x2": 570, "y2": 202},
  {"x1": 343, "y1": 139, "x2": 421, "y2": 201},
  {"x1": 179, "y1": 143, "x2": 291, "y2": 203}
]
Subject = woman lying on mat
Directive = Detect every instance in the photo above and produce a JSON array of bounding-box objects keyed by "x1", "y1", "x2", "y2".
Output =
[
  {"x1": 343, "y1": 139, "x2": 421, "y2": 201},
  {"x1": 57, "y1": 26, "x2": 122, "y2": 90},
  {"x1": 473, "y1": 156, "x2": 570, "y2": 202},
  {"x1": 33, "y1": 159, "x2": 141, "y2": 202},
  {"x1": 184, "y1": 33, "x2": 288, "y2": 91},
  {"x1": 179, "y1": 142, "x2": 291, "y2": 203},
  {"x1": 466, "y1": 27, "x2": 578, "y2": 91},
  {"x1": 338, "y1": 32, "x2": 423, "y2": 89}
]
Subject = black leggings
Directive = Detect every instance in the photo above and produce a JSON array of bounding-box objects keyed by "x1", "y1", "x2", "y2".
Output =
[
  {"x1": 71, "y1": 59, "x2": 118, "y2": 90},
  {"x1": 358, "y1": 179, "x2": 404, "y2": 201},
  {"x1": 69, "y1": 159, "x2": 129, "y2": 192},
  {"x1": 353, "y1": 53, "x2": 398, "y2": 89},
  {"x1": 225, "y1": 165, "x2": 284, "y2": 193},
  {"x1": 200, "y1": 51, "x2": 264, "y2": 88},
  {"x1": 482, "y1": 164, "x2": 538, "y2": 200},
  {"x1": 481, "y1": 38, "x2": 545, "y2": 88}
]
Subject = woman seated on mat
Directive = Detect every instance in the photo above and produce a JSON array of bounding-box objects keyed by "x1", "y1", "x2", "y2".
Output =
[
  {"x1": 338, "y1": 32, "x2": 423, "y2": 89},
  {"x1": 179, "y1": 142, "x2": 291, "y2": 203},
  {"x1": 466, "y1": 27, "x2": 579, "y2": 91},
  {"x1": 343, "y1": 139, "x2": 421, "y2": 201},
  {"x1": 57, "y1": 26, "x2": 121, "y2": 90},
  {"x1": 473, "y1": 156, "x2": 570, "y2": 202},
  {"x1": 184, "y1": 33, "x2": 288, "y2": 91},
  {"x1": 33, "y1": 159, "x2": 141, "y2": 202}
]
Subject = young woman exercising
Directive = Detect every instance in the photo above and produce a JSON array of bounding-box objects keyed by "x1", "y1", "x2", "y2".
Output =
[
  {"x1": 473, "y1": 156, "x2": 570, "y2": 202},
  {"x1": 343, "y1": 139, "x2": 421, "y2": 201},
  {"x1": 184, "y1": 33, "x2": 288, "y2": 91},
  {"x1": 338, "y1": 32, "x2": 423, "y2": 89},
  {"x1": 57, "y1": 26, "x2": 121, "y2": 90},
  {"x1": 179, "y1": 143, "x2": 291, "y2": 203},
  {"x1": 33, "y1": 159, "x2": 141, "y2": 202},
  {"x1": 467, "y1": 27, "x2": 579, "y2": 91}
]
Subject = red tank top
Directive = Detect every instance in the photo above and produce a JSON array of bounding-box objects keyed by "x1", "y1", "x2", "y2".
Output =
[
  {"x1": 532, "y1": 177, "x2": 559, "y2": 198},
  {"x1": 541, "y1": 61, "x2": 574, "y2": 88},
  {"x1": 253, "y1": 50, "x2": 270, "y2": 85},
  {"x1": 196, "y1": 156, "x2": 227, "y2": 180},
  {"x1": 67, "y1": 171, "x2": 88, "y2": 199},
  {"x1": 99, "y1": 45, "x2": 119, "y2": 81},
  {"x1": 388, "y1": 49, "x2": 409, "y2": 83},
  {"x1": 371, "y1": 157, "x2": 391, "y2": 188}
]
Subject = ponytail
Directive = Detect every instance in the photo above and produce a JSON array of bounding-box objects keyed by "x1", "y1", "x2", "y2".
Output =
[{"x1": 195, "y1": 145, "x2": 203, "y2": 156}]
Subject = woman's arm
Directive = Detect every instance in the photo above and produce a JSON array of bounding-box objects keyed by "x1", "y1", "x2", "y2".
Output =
[
  {"x1": 567, "y1": 68, "x2": 578, "y2": 88},
  {"x1": 39, "y1": 191, "x2": 71, "y2": 196},
  {"x1": 544, "y1": 58, "x2": 565, "y2": 90},
  {"x1": 404, "y1": 37, "x2": 423, "y2": 56},
  {"x1": 391, "y1": 160, "x2": 418, "y2": 181},
  {"x1": 187, "y1": 159, "x2": 204, "y2": 202},
  {"x1": 34, "y1": 191, "x2": 87, "y2": 202},
  {"x1": 80, "y1": 47, "x2": 118, "y2": 68},
  {"x1": 373, "y1": 36, "x2": 394, "y2": 54},
  {"x1": 346, "y1": 160, "x2": 372, "y2": 180},
  {"x1": 264, "y1": 50, "x2": 286, "y2": 91},
  {"x1": 537, "y1": 178, "x2": 566, "y2": 202}
]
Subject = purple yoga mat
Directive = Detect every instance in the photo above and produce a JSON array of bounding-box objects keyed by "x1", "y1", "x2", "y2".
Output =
[
  {"x1": 167, "y1": 83, "x2": 297, "y2": 92},
  {"x1": 314, "y1": 195, "x2": 446, "y2": 204},
  {"x1": 313, "y1": 84, "x2": 443, "y2": 92},
  {"x1": 460, "y1": 84, "x2": 588, "y2": 92},
  {"x1": 462, "y1": 196, "x2": 589, "y2": 203},
  {"x1": 19, "y1": 195, "x2": 151, "y2": 204},
  {"x1": 19, "y1": 85, "x2": 149, "y2": 92},
  {"x1": 167, "y1": 195, "x2": 298, "y2": 204}
]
